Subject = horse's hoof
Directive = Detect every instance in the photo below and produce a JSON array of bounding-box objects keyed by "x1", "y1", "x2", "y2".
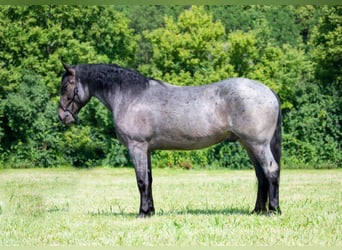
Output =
[
  {"x1": 137, "y1": 213, "x2": 148, "y2": 218},
  {"x1": 137, "y1": 210, "x2": 155, "y2": 218},
  {"x1": 268, "y1": 207, "x2": 282, "y2": 216}
]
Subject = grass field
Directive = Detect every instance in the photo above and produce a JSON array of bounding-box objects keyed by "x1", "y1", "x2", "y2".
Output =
[{"x1": 0, "y1": 167, "x2": 341, "y2": 246}]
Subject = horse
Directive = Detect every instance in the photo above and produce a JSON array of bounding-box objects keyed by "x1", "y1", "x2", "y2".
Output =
[{"x1": 58, "y1": 62, "x2": 282, "y2": 217}]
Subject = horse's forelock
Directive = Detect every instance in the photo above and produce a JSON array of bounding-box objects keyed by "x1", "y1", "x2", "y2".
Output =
[{"x1": 60, "y1": 71, "x2": 76, "y2": 95}]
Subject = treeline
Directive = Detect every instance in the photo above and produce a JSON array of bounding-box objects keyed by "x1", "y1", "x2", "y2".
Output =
[{"x1": 0, "y1": 5, "x2": 340, "y2": 169}]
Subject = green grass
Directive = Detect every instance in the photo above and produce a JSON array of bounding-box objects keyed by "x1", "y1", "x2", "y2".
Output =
[{"x1": 0, "y1": 168, "x2": 341, "y2": 246}]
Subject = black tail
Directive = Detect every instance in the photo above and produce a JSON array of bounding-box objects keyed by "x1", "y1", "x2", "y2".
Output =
[{"x1": 270, "y1": 92, "x2": 282, "y2": 167}]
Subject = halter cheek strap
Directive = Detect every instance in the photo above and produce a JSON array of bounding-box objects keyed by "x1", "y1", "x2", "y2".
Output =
[{"x1": 59, "y1": 81, "x2": 80, "y2": 120}]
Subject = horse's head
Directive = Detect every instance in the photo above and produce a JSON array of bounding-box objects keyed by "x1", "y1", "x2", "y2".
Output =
[{"x1": 58, "y1": 62, "x2": 88, "y2": 125}]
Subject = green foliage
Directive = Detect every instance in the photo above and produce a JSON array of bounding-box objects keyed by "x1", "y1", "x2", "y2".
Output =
[
  {"x1": 153, "y1": 143, "x2": 251, "y2": 170},
  {"x1": 141, "y1": 6, "x2": 235, "y2": 85},
  {"x1": 209, "y1": 6, "x2": 303, "y2": 47},
  {"x1": 0, "y1": 6, "x2": 137, "y2": 97},
  {"x1": 227, "y1": 30, "x2": 258, "y2": 76},
  {"x1": 283, "y1": 82, "x2": 341, "y2": 168},
  {"x1": 0, "y1": 5, "x2": 340, "y2": 169},
  {"x1": 247, "y1": 45, "x2": 314, "y2": 110},
  {"x1": 116, "y1": 5, "x2": 187, "y2": 67},
  {"x1": 1, "y1": 72, "x2": 64, "y2": 168},
  {"x1": 311, "y1": 6, "x2": 342, "y2": 87}
]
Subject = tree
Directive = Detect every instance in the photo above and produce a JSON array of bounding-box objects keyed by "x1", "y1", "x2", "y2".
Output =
[
  {"x1": 311, "y1": 6, "x2": 342, "y2": 89},
  {"x1": 0, "y1": 6, "x2": 138, "y2": 96},
  {"x1": 283, "y1": 79, "x2": 341, "y2": 168},
  {"x1": 227, "y1": 30, "x2": 258, "y2": 77},
  {"x1": 0, "y1": 6, "x2": 137, "y2": 167},
  {"x1": 294, "y1": 5, "x2": 322, "y2": 47},
  {"x1": 209, "y1": 6, "x2": 303, "y2": 47},
  {"x1": 1, "y1": 72, "x2": 65, "y2": 167},
  {"x1": 116, "y1": 5, "x2": 187, "y2": 67},
  {"x1": 141, "y1": 6, "x2": 235, "y2": 85}
]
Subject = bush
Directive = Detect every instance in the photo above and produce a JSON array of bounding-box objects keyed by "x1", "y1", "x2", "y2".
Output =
[
  {"x1": 1, "y1": 72, "x2": 63, "y2": 168},
  {"x1": 283, "y1": 82, "x2": 341, "y2": 168}
]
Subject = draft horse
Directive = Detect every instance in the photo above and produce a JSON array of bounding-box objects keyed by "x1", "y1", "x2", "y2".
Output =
[{"x1": 58, "y1": 63, "x2": 282, "y2": 217}]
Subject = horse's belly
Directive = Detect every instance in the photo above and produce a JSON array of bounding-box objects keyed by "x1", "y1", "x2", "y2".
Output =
[
  {"x1": 149, "y1": 129, "x2": 234, "y2": 150},
  {"x1": 149, "y1": 102, "x2": 232, "y2": 150}
]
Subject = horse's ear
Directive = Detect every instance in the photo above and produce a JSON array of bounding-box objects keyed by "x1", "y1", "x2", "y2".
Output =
[{"x1": 62, "y1": 61, "x2": 75, "y2": 76}]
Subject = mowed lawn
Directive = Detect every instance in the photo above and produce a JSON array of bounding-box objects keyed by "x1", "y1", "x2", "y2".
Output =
[{"x1": 0, "y1": 167, "x2": 341, "y2": 246}]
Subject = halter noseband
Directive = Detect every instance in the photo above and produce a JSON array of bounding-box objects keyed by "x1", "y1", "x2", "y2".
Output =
[{"x1": 59, "y1": 82, "x2": 80, "y2": 120}]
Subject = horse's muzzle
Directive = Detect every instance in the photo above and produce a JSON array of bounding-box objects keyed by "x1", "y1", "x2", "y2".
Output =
[{"x1": 58, "y1": 108, "x2": 75, "y2": 125}]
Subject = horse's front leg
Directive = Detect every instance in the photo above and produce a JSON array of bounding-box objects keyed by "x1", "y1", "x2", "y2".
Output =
[{"x1": 128, "y1": 142, "x2": 155, "y2": 218}]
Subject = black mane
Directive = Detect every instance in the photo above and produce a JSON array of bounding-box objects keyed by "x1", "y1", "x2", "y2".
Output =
[{"x1": 75, "y1": 64, "x2": 150, "y2": 94}]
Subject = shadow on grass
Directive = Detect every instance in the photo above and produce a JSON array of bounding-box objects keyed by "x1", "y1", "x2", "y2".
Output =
[
  {"x1": 165, "y1": 207, "x2": 251, "y2": 216},
  {"x1": 89, "y1": 206, "x2": 250, "y2": 217},
  {"x1": 88, "y1": 207, "x2": 137, "y2": 218}
]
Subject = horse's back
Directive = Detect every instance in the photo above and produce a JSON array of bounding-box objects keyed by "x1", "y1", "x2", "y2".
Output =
[{"x1": 218, "y1": 78, "x2": 276, "y2": 101}]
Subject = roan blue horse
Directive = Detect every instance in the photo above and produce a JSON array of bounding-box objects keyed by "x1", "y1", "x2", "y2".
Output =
[{"x1": 58, "y1": 62, "x2": 282, "y2": 217}]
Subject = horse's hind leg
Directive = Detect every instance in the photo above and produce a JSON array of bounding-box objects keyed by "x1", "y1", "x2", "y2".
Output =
[
  {"x1": 246, "y1": 142, "x2": 281, "y2": 215},
  {"x1": 246, "y1": 149, "x2": 269, "y2": 214}
]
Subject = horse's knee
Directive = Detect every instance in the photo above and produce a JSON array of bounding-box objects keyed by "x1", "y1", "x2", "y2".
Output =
[
  {"x1": 258, "y1": 155, "x2": 279, "y2": 180},
  {"x1": 268, "y1": 159, "x2": 280, "y2": 174}
]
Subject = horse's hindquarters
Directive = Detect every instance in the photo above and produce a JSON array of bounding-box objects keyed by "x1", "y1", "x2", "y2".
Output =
[{"x1": 224, "y1": 79, "x2": 279, "y2": 144}]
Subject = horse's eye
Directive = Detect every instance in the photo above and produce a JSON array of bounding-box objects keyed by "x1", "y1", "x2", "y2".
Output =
[{"x1": 61, "y1": 84, "x2": 67, "y2": 94}]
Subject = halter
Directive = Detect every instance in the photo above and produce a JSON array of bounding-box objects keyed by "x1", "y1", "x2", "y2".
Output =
[{"x1": 59, "y1": 82, "x2": 80, "y2": 121}]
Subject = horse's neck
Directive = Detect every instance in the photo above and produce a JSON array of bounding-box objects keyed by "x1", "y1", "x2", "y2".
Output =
[{"x1": 89, "y1": 82, "x2": 116, "y2": 112}]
